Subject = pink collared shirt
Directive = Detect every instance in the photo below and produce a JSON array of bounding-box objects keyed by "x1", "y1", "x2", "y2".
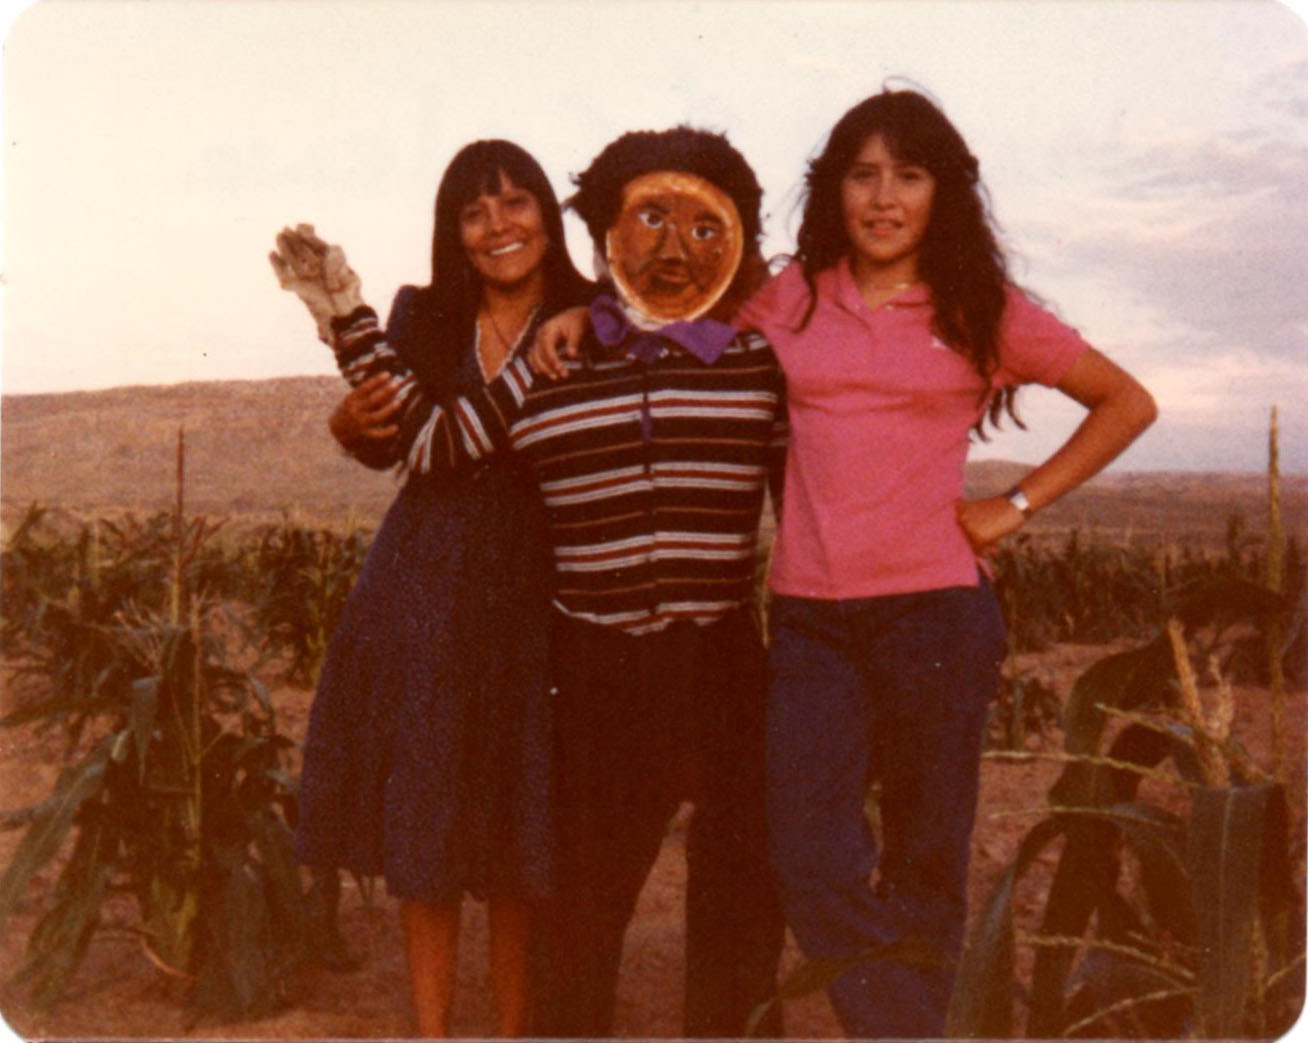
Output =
[{"x1": 737, "y1": 258, "x2": 1090, "y2": 600}]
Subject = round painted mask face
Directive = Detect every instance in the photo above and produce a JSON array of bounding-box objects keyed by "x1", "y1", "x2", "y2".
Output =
[{"x1": 605, "y1": 171, "x2": 744, "y2": 323}]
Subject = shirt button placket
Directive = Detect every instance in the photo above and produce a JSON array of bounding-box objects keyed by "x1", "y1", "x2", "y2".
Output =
[{"x1": 641, "y1": 365, "x2": 659, "y2": 620}]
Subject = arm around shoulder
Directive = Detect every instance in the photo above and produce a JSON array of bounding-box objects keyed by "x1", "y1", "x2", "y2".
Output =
[{"x1": 329, "y1": 373, "x2": 404, "y2": 470}]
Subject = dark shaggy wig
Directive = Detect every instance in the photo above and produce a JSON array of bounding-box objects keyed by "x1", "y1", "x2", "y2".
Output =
[
  {"x1": 567, "y1": 126, "x2": 765, "y2": 308},
  {"x1": 796, "y1": 89, "x2": 1020, "y2": 431},
  {"x1": 391, "y1": 139, "x2": 594, "y2": 395}
]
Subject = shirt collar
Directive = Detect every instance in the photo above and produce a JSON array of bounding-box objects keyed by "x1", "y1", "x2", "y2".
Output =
[
  {"x1": 833, "y1": 255, "x2": 932, "y2": 314},
  {"x1": 589, "y1": 293, "x2": 737, "y2": 366}
]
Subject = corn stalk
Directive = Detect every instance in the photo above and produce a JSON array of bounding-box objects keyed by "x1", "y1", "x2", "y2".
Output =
[
  {"x1": 947, "y1": 572, "x2": 1301, "y2": 1040},
  {"x1": 1266, "y1": 405, "x2": 1287, "y2": 781},
  {"x1": 0, "y1": 439, "x2": 312, "y2": 1019}
]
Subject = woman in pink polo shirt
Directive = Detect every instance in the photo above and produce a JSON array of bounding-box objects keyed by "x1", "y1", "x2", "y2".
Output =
[{"x1": 735, "y1": 89, "x2": 1156, "y2": 1039}]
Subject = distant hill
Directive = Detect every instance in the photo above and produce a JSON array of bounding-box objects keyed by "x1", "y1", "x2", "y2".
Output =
[
  {"x1": 2, "y1": 377, "x2": 397, "y2": 526},
  {"x1": 3, "y1": 377, "x2": 1304, "y2": 545}
]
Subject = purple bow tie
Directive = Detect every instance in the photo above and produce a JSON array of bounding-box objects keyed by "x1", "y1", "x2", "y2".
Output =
[{"x1": 589, "y1": 294, "x2": 736, "y2": 365}]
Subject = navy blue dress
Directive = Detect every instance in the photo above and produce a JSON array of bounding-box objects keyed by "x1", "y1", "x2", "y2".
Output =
[{"x1": 294, "y1": 291, "x2": 555, "y2": 903}]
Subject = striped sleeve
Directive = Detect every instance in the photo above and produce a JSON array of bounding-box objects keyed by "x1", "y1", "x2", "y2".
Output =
[
  {"x1": 767, "y1": 368, "x2": 788, "y2": 517},
  {"x1": 328, "y1": 306, "x2": 535, "y2": 475},
  {"x1": 739, "y1": 330, "x2": 788, "y2": 520}
]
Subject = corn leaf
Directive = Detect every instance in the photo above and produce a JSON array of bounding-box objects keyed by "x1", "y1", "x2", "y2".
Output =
[
  {"x1": 1060, "y1": 948, "x2": 1193, "y2": 1038},
  {"x1": 1151, "y1": 719, "x2": 1207, "y2": 785},
  {"x1": 0, "y1": 739, "x2": 110, "y2": 925},
  {"x1": 145, "y1": 870, "x2": 199, "y2": 973},
  {"x1": 9, "y1": 812, "x2": 116, "y2": 1008},
  {"x1": 1254, "y1": 786, "x2": 1297, "y2": 977},
  {"x1": 1104, "y1": 801, "x2": 1195, "y2": 945},
  {"x1": 1028, "y1": 723, "x2": 1175, "y2": 1034},
  {"x1": 0, "y1": 691, "x2": 121, "y2": 729},
  {"x1": 1170, "y1": 577, "x2": 1286, "y2": 631},
  {"x1": 1025, "y1": 816, "x2": 1124, "y2": 1036},
  {"x1": 946, "y1": 815, "x2": 1068, "y2": 1038},
  {"x1": 129, "y1": 677, "x2": 160, "y2": 780},
  {"x1": 192, "y1": 853, "x2": 271, "y2": 1019},
  {"x1": 1031, "y1": 801, "x2": 1193, "y2": 948},
  {"x1": 1, "y1": 498, "x2": 314, "y2": 1021},
  {"x1": 247, "y1": 809, "x2": 306, "y2": 949},
  {"x1": 1189, "y1": 783, "x2": 1274, "y2": 1038},
  {"x1": 1059, "y1": 636, "x2": 1173, "y2": 757},
  {"x1": 1052, "y1": 643, "x2": 1175, "y2": 812}
]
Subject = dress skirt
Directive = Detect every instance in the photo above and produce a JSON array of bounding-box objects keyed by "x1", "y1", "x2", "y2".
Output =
[{"x1": 294, "y1": 458, "x2": 555, "y2": 903}]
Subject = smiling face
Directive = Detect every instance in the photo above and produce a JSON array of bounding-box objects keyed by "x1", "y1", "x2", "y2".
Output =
[
  {"x1": 458, "y1": 172, "x2": 549, "y2": 293},
  {"x1": 840, "y1": 134, "x2": 936, "y2": 286},
  {"x1": 605, "y1": 171, "x2": 743, "y2": 323}
]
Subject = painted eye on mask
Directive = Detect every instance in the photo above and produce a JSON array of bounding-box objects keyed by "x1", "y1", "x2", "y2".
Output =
[{"x1": 606, "y1": 170, "x2": 744, "y2": 323}]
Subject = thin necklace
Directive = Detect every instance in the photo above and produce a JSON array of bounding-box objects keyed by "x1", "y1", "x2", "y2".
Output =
[
  {"x1": 859, "y1": 278, "x2": 919, "y2": 310},
  {"x1": 857, "y1": 276, "x2": 918, "y2": 293},
  {"x1": 483, "y1": 307, "x2": 518, "y2": 353},
  {"x1": 476, "y1": 304, "x2": 540, "y2": 382}
]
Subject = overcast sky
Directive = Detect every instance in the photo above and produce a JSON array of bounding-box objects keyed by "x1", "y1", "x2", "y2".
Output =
[{"x1": 2, "y1": 0, "x2": 1306, "y2": 472}]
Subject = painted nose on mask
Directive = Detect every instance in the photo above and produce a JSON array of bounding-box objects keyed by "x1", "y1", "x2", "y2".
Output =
[{"x1": 656, "y1": 223, "x2": 689, "y2": 261}]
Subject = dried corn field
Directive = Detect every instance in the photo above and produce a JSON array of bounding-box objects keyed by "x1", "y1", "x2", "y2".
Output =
[{"x1": 0, "y1": 432, "x2": 1304, "y2": 1039}]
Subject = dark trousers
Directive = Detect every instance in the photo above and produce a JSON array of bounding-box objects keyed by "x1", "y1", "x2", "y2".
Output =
[
  {"x1": 532, "y1": 608, "x2": 785, "y2": 1038},
  {"x1": 766, "y1": 580, "x2": 1005, "y2": 1039}
]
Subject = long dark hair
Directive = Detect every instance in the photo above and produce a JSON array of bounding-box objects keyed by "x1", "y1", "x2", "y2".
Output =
[
  {"x1": 430, "y1": 139, "x2": 592, "y2": 323},
  {"x1": 390, "y1": 140, "x2": 593, "y2": 393},
  {"x1": 796, "y1": 89, "x2": 1020, "y2": 430}
]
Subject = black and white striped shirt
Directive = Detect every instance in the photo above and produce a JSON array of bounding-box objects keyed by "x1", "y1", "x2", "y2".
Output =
[{"x1": 332, "y1": 306, "x2": 787, "y2": 635}]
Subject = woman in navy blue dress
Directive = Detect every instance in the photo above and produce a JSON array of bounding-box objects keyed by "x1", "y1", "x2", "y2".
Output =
[{"x1": 274, "y1": 140, "x2": 591, "y2": 1037}]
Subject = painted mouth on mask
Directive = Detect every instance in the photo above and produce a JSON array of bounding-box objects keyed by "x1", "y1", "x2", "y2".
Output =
[{"x1": 645, "y1": 265, "x2": 693, "y2": 290}]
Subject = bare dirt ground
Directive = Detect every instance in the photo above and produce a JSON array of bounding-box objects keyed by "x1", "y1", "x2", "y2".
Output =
[{"x1": 1, "y1": 642, "x2": 1303, "y2": 1041}]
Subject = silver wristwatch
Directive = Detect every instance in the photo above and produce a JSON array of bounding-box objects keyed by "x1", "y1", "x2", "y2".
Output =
[{"x1": 1003, "y1": 485, "x2": 1033, "y2": 518}]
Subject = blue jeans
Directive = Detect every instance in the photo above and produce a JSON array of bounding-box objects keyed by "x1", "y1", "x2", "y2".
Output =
[{"x1": 766, "y1": 579, "x2": 1005, "y2": 1038}]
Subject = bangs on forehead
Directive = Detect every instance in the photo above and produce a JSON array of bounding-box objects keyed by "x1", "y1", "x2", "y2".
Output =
[
  {"x1": 452, "y1": 166, "x2": 518, "y2": 209},
  {"x1": 855, "y1": 126, "x2": 919, "y2": 166},
  {"x1": 477, "y1": 167, "x2": 516, "y2": 197}
]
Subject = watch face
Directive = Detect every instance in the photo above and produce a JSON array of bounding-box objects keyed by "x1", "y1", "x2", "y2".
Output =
[{"x1": 605, "y1": 171, "x2": 743, "y2": 323}]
